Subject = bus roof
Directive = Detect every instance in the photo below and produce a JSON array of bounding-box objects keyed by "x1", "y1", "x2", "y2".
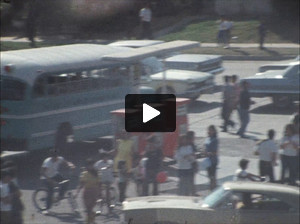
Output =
[
  {"x1": 1, "y1": 41, "x2": 199, "y2": 86},
  {"x1": 103, "y1": 40, "x2": 199, "y2": 62},
  {"x1": 1, "y1": 44, "x2": 131, "y2": 85}
]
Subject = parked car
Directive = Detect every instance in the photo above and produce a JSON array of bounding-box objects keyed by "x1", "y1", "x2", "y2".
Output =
[
  {"x1": 109, "y1": 40, "x2": 216, "y2": 100},
  {"x1": 164, "y1": 54, "x2": 224, "y2": 75},
  {"x1": 259, "y1": 56, "x2": 299, "y2": 72},
  {"x1": 122, "y1": 182, "x2": 299, "y2": 224},
  {"x1": 139, "y1": 56, "x2": 214, "y2": 100},
  {"x1": 243, "y1": 61, "x2": 299, "y2": 107}
]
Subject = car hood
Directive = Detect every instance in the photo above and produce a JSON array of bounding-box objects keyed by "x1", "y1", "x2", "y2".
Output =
[
  {"x1": 246, "y1": 70, "x2": 285, "y2": 80},
  {"x1": 123, "y1": 195, "x2": 205, "y2": 211},
  {"x1": 150, "y1": 69, "x2": 213, "y2": 82}
]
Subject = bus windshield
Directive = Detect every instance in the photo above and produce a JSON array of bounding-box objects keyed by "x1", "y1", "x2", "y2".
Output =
[{"x1": 1, "y1": 78, "x2": 26, "y2": 101}]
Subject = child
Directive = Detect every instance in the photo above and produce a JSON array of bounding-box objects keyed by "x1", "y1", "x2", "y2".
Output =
[
  {"x1": 117, "y1": 161, "x2": 128, "y2": 203},
  {"x1": 234, "y1": 159, "x2": 261, "y2": 181}
]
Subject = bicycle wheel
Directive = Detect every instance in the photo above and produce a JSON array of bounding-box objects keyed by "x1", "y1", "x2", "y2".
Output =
[
  {"x1": 109, "y1": 186, "x2": 117, "y2": 206},
  {"x1": 32, "y1": 189, "x2": 48, "y2": 211}
]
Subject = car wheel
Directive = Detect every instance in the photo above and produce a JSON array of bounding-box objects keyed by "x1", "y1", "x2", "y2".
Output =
[{"x1": 272, "y1": 96, "x2": 292, "y2": 108}]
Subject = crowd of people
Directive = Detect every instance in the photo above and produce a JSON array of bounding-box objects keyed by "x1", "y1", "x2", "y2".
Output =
[{"x1": 1, "y1": 82, "x2": 299, "y2": 224}]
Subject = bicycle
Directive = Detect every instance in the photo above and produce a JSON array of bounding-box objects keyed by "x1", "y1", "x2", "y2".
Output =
[
  {"x1": 96, "y1": 183, "x2": 117, "y2": 215},
  {"x1": 32, "y1": 179, "x2": 80, "y2": 216}
]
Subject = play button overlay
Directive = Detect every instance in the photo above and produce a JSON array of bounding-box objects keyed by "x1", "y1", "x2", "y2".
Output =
[
  {"x1": 125, "y1": 94, "x2": 176, "y2": 132},
  {"x1": 143, "y1": 103, "x2": 160, "y2": 123}
]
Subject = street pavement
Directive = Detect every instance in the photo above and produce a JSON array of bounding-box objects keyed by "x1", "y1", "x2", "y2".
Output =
[{"x1": 6, "y1": 60, "x2": 298, "y2": 224}]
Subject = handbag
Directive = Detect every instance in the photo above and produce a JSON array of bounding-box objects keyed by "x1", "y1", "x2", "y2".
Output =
[{"x1": 199, "y1": 157, "x2": 211, "y2": 170}]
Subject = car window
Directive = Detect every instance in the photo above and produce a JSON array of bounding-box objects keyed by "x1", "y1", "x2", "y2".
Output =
[
  {"x1": 284, "y1": 64, "x2": 300, "y2": 79},
  {"x1": 202, "y1": 187, "x2": 230, "y2": 208},
  {"x1": 234, "y1": 193, "x2": 292, "y2": 211}
]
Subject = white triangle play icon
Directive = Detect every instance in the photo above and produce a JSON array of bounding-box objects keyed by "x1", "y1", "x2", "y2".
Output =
[{"x1": 143, "y1": 103, "x2": 160, "y2": 123}]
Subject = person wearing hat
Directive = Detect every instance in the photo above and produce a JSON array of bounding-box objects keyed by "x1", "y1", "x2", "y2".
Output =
[
  {"x1": 143, "y1": 135, "x2": 163, "y2": 196},
  {"x1": 40, "y1": 148, "x2": 75, "y2": 214},
  {"x1": 234, "y1": 159, "x2": 261, "y2": 181}
]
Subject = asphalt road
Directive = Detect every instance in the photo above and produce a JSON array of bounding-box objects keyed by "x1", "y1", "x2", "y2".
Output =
[{"x1": 11, "y1": 60, "x2": 297, "y2": 224}]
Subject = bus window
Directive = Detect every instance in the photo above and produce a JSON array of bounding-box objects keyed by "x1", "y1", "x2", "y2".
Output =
[
  {"x1": 33, "y1": 77, "x2": 46, "y2": 97},
  {"x1": 1, "y1": 78, "x2": 26, "y2": 101}
]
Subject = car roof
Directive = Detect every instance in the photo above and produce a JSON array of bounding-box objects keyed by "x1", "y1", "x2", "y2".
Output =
[
  {"x1": 223, "y1": 181, "x2": 299, "y2": 195},
  {"x1": 165, "y1": 54, "x2": 222, "y2": 63},
  {"x1": 108, "y1": 40, "x2": 165, "y2": 48}
]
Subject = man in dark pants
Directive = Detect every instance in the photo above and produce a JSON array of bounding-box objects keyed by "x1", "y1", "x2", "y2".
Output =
[
  {"x1": 143, "y1": 135, "x2": 163, "y2": 196},
  {"x1": 139, "y1": 2, "x2": 152, "y2": 39},
  {"x1": 221, "y1": 75, "x2": 235, "y2": 132},
  {"x1": 40, "y1": 148, "x2": 75, "y2": 214},
  {"x1": 258, "y1": 22, "x2": 266, "y2": 50},
  {"x1": 255, "y1": 129, "x2": 278, "y2": 182},
  {"x1": 237, "y1": 81, "x2": 252, "y2": 138}
]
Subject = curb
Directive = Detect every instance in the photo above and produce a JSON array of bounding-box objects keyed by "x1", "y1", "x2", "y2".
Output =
[{"x1": 222, "y1": 55, "x2": 296, "y2": 61}]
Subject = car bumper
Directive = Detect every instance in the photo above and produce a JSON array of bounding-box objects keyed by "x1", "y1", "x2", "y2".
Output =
[{"x1": 204, "y1": 67, "x2": 224, "y2": 75}]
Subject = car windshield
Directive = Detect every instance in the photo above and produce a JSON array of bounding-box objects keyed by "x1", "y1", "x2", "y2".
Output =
[
  {"x1": 140, "y1": 56, "x2": 164, "y2": 75},
  {"x1": 284, "y1": 64, "x2": 300, "y2": 78},
  {"x1": 202, "y1": 186, "x2": 231, "y2": 208}
]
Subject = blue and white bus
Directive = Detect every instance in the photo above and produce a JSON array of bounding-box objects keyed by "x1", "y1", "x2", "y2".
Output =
[{"x1": 0, "y1": 41, "x2": 198, "y2": 152}]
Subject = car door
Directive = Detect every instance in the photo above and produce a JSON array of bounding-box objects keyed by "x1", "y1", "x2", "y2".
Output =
[
  {"x1": 284, "y1": 64, "x2": 300, "y2": 97},
  {"x1": 237, "y1": 193, "x2": 299, "y2": 224}
]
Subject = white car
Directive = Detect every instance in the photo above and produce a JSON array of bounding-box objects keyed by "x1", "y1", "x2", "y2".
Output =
[
  {"x1": 139, "y1": 56, "x2": 214, "y2": 100},
  {"x1": 110, "y1": 40, "x2": 215, "y2": 100},
  {"x1": 122, "y1": 182, "x2": 299, "y2": 224}
]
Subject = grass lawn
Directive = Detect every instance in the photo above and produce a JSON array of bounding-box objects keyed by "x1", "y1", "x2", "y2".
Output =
[
  {"x1": 0, "y1": 41, "x2": 67, "y2": 51},
  {"x1": 160, "y1": 20, "x2": 297, "y2": 43}
]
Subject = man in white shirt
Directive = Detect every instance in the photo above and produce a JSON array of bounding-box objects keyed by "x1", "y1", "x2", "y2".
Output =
[
  {"x1": 40, "y1": 148, "x2": 75, "y2": 213},
  {"x1": 254, "y1": 129, "x2": 278, "y2": 182},
  {"x1": 94, "y1": 150, "x2": 115, "y2": 209},
  {"x1": 234, "y1": 159, "x2": 261, "y2": 181},
  {"x1": 139, "y1": 3, "x2": 152, "y2": 39},
  {"x1": 1, "y1": 169, "x2": 12, "y2": 223}
]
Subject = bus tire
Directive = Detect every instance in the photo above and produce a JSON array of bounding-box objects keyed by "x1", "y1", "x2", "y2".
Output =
[{"x1": 55, "y1": 122, "x2": 73, "y2": 152}]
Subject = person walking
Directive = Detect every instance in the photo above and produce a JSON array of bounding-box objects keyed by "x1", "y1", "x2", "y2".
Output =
[
  {"x1": 204, "y1": 125, "x2": 219, "y2": 190},
  {"x1": 113, "y1": 130, "x2": 134, "y2": 174},
  {"x1": 258, "y1": 21, "x2": 266, "y2": 50},
  {"x1": 117, "y1": 161, "x2": 128, "y2": 203},
  {"x1": 76, "y1": 159, "x2": 101, "y2": 224},
  {"x1": 187, "y1": 131, "x2": 198, "y2": 195},
  {"x1": 237, "y1": 81, "x2": 252, "y2": 138},
  {"x1": 254, "y1": 129, "x2": 278, "y2": 182},
  {"x1": 143, "y1": 135, "x2": 163, "y2": 196},
  {"x1": 280, "y1": 124, "x2": 299, "y2": 185},
  {"x1": 217, "y1": 17, "x2": 227, "y2": 46},
  {"x1": 139, "y1": 2, "x2": 152, "y2": 39},
  {"x1": 175, "y1": 135, "x2": 195, "y2": 196},
  {"x1": 221, "y1": 75, "x2": 235, "y2": 132}
]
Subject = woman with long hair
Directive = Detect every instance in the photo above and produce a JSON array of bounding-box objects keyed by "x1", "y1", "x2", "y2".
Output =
[
  {"x1": 76, "y1": 159, "x2": 101, "y2": 224},
  {"x1": 204, "y1": 125, "x2": 219, "y2": 190}
]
